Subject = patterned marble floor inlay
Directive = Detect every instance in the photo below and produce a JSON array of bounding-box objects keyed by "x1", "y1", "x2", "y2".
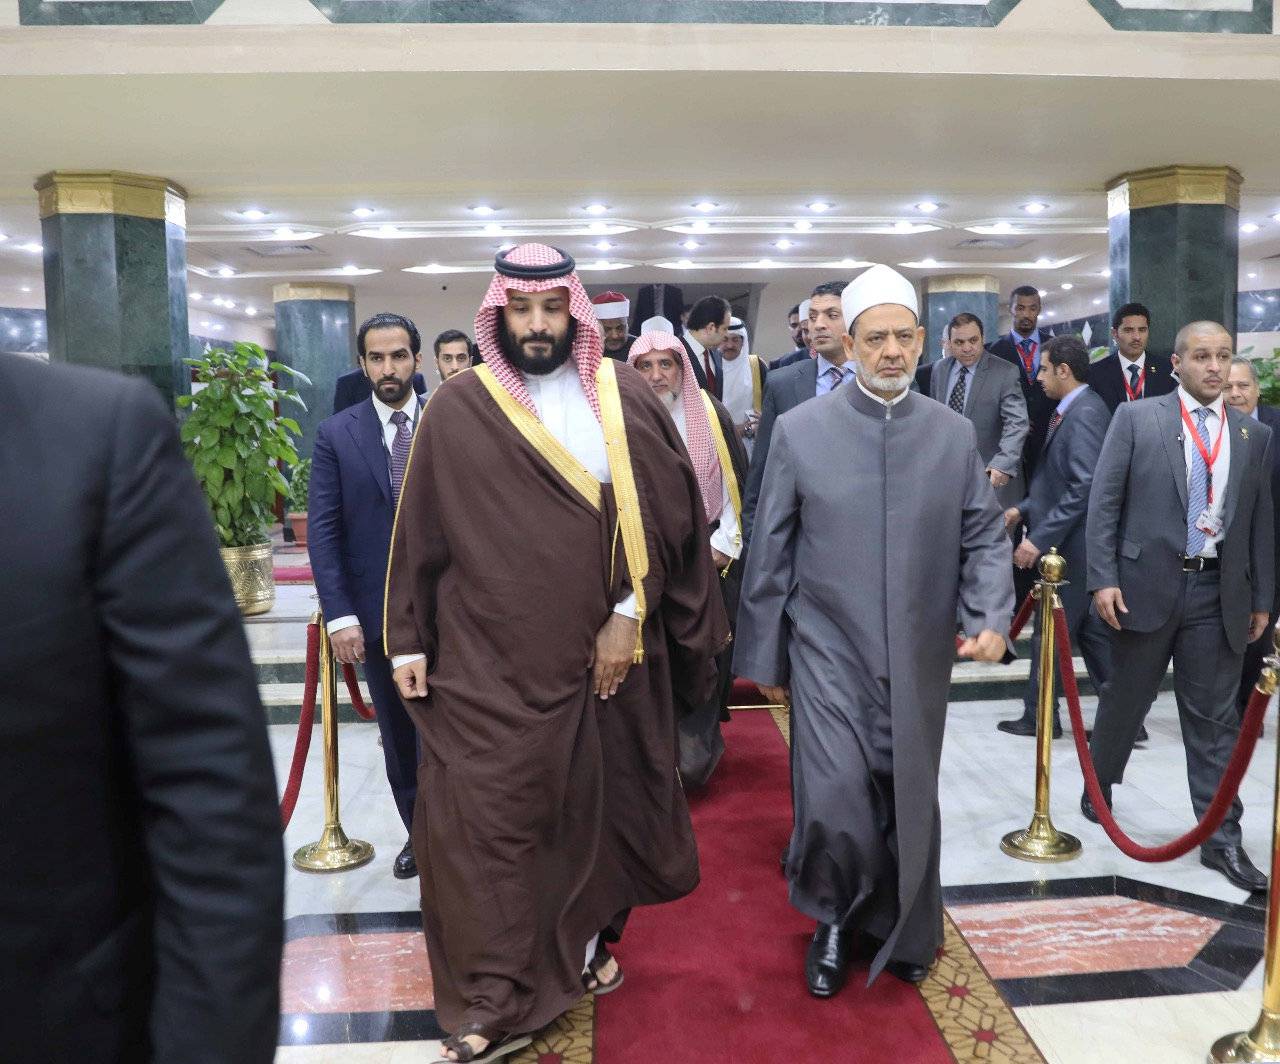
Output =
[
  {"x1": 951, "y1": 896, "x2": 1222, "y2": 980},
  {"x1": 281, "y1": 932, "x2": 434, "y2": 1014}
]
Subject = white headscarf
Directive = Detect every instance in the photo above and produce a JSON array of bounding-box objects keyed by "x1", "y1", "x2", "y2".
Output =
[{"x1": 720, "y1": 317, "x2": 756, "y2": 427}]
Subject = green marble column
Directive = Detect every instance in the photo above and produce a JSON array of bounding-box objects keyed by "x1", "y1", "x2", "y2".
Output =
[
  {"x1": 38, "y1": 170, "x2": 191, "y2": 407},
  {"x1": 273, "y1": 283, "x2": 356, "y2": 459},
  {"x1": 1107, "y1": 165, "x2": 1241, "y2": 358},
  {"x1": 921, "y1": 275, "x2": 999, "y2": 365}
]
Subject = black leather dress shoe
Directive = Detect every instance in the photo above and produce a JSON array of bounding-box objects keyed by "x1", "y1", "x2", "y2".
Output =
[
  {"x1": 885, "y1": 960, "x2": 930, "y2": 985},
  {"x1": 1080, "y1": 786, "x2": 1111, "y2": 825},
  {"x1": 805, "y1": 924, "x2": 852, "y2": 998},
  {"x1": 393, "y1": 839, "x2": 417, "y2": 879},
  {"x1": 1201, "y1": 845, "x2": 1268, "y2": 893},
  {"x1": 997, "y1": 714, "x2": 1063, "y2": 739}
]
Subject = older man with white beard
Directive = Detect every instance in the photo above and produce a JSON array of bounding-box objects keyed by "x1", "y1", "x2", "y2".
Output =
[{"x1": 734, "y1": 264, "x2": 1014, "y2": 998}]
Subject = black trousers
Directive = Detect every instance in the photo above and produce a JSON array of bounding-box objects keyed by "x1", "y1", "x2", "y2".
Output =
[
  {"x1": 362, "y1": 638, "x2": 420, "y2": 832},
  {"x1": 1238, "y1": 604, "x2": 1280, "y2": 713}
]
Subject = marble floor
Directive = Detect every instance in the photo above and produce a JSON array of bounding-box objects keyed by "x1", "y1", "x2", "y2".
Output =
[{"x1": 268, "y1": 629, "x2": 1279, "y2": 1062}]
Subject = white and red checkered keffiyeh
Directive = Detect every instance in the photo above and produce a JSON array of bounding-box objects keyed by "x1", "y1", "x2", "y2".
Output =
[
  {"x1": 474, "y1": 243, "x2": 604, "y2": 422},
  {"x1": 628, "y1": 330, "x2": 723, "y2": 524}
]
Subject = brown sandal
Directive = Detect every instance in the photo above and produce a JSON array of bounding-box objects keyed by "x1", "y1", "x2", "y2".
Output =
[
  {"x1": 582, "y1": 938, "x2": 625, "y2": 996},
  {"x1": 434, "y1": 1023, "x2": 532, "y2": 1063}
]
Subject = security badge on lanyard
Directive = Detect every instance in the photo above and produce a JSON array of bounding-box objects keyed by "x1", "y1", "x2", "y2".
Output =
[{"x1": 1180, "y1": 400, "x2": 1226, "y2": 538}]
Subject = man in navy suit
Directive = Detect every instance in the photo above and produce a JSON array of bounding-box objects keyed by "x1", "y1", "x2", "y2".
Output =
[
  {"x1": 333, "y1": 363, "x2": 427, "y2": 413},
  {"x1": 1087, "y1": 302, "x2": 1177, "y2": 415},
  {"x1": 1227, "y1": 357, "x2": 1280, "y2": 711},
  {"x1": 310, "y1": 312, "x2": 427, "y2": 879}
]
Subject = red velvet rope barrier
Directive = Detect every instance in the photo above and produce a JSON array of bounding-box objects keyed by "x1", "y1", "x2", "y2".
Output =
[
  {"x1": 279, "y1": 621, "x2": 321, "y2": 830},
  {"x1": 1055, "y1": 605, "x2": 1271, "y2": 862},
  {"x1": 341, "y1": 662, "x2": 377, "y2": 721}
]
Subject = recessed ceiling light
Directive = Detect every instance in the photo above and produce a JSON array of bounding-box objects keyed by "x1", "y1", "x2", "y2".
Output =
[
  {"x1": 693, "y1": 201, "x2": 719, "y2": 213},
  {"x1": 690, "y1": 221, "x2": 710, "y2": 233},
  {"x1": 793, "y1": 220, "x2": 813, "y2": 231},
  {"x1": 1248, "y1": 271, "x2": 1259, "y2": 279},
  {"x1": 584, "y1": 203, "x2": 610, "y2": 215},
  {"x1": 217, "y1": 267, "x2": 235, "y2": 278},
  {"x1": 274, "y1": 227, "x2": 295, "y2": 238},
  {"x1": 1022, "y1": 202, "x2": 1050, "y2": 215},
  {"x1": 915, "y1": 202, "x2": 941, "y2": 214},
  {"x1": 1035, "y1": 258, "x2": 1052, "y2": 268},
  {"x1": 1241, "y1": 222, "x2": 1261, "y2": 234},
  {"x1": 593, "y1": 240, "x2": 614, "y2": 251},
  {"x1": 681, "y1": 239, "x2": 701, "y2": 251},
  {"x1": 484, "y1": 223, "x2": 503, "y2": 235},
  {"x1": 893, "y1": 221, "x2": 914, "y2": 233},
  {"x1": 1100, "y1": 268, "x2": 1112, "y2": 277},
  {"x1": 470, "y1": 205, "x2": 497, "y2": 216},
  {"x1": 190, "y1": 292, "x2": 203, "y2": 301},
  {"x1": 239, "y1": 208, "x2": 268, "y2": 221},
  {"x1": 223, "y1": 300, "x2": 236, "y2": 309},
  {"x1": 774, "y1": 239, "x2": 795, "y2": 250},
  {"x1": 920, "y1": 257, "x2": 938, "y2": 268},
  {"x1": 1061, "y1": 282, "x2": 1074, "y2": 290},
  {"x1": 245, "y1": 306, "x2": 257, "y2": 316},
  {"x1": 807, "y1": 201, "x2": 833, "y2": 213},
  {"x1": 1093, "y1": 298, "x2": 1103, "y2": 305},
  {"x1": 1044, "y1": 310, "x2": 1056, "y2": 317},
  {"x1": 21, "y1": 242, "x2": 42, "y2": 253},
  {"x1": 20, "y1": 285, "x2": 31, "y2": 293},
  {"x1": 989, "y1": 222, "x2": 1014, "y2": 233},
  {"x1": 1038, "y1": 289, "x2": 1049, "y2": 297},
  {"x1": 200, "y1": 320, "x2": 212, "y2": 328},
  {"x1": 342, "y1": 264, "x2": 361, "y2": 274},
  {"x1": 351, "y1": 207, "x2": 376, "y2": 219}
]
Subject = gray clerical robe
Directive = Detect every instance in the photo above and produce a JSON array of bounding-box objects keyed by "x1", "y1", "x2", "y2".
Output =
[{"x1": 733, "y1": 383, "x2": 1013, "y2": 979}]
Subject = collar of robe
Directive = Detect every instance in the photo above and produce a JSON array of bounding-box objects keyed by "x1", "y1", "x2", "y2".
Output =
[{"x1": 846, "y1": 379, "x2": 918, "y2": 419}]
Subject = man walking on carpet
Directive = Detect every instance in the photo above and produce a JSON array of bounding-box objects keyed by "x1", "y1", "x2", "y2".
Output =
[
  {"x1": 384, "y1": 244, "x2": 729, "y2": 1063},
  {"x1": 735, "y1": 263, "x2": 1014, "y2": 998}
]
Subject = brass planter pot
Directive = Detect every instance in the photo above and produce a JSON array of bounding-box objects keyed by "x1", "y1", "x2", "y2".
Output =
[{"x1": 220, "y1": 542, "x2": 276, "y2": 616}]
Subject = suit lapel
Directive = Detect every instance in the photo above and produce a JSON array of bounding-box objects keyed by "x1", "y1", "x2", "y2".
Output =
[
  {"x1": 348, "y1": 400, "x2": 392, "y2": 503},
  {"x1": 964, "y1": 354, "x2": 989, "y2": 413},
  {"x1": 1159, "y1": 393, "x2": 1188, "y2": 511},
  {"x1": 1220, "y1": 406, "x2": 1248, "y2": 535},
  {"x1": 797, "y1": 359, "x2": 817, "y2": 405},
  {"x1": 930, "y1": 356, "x2": 951, "y2": 403}
]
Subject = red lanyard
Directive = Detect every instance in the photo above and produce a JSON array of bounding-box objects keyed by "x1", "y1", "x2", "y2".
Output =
[
  {"x1": 1179, "y1": 400, "x2": 1226, "y2": 503},
  {"x1": 1122, "y1": 365, "x2": 1146, "y2": 402}
]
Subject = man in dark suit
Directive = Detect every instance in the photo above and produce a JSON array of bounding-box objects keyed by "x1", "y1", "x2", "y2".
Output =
[
  {"x1": 1086, "y1": 322, "x2": 1274, "y2": 892},
  {"x1": 333, "y1": 362, "x2": 427, "y2": 413},
  {"x1": 311, "y1": 312, "x2": 426, "y2": 879},
  {"x1": 0, "y1": 354, "x2": 284, "y2": 1064},
  {"x1": 743, "y1": 281, "x2": 851, "y2": 543},
  {"x1": 682, "y1": 294, "x2": 731, "y2": 397},
  {"x1": 433, "y1": 328, "x2": 474, "y2": 383},
  {"x1": 1226, "y1": 357, "x2": 1280, "y2": 711},
  {"x1": 998, "y1": 335, "x2": 1112, "y2": 737},
  {"x1": 771, "y1": 298, "x2": 812, "y2": 369},
  {"x1": 1087, "y1": 302, "x2": 1177, "y2": 415}
]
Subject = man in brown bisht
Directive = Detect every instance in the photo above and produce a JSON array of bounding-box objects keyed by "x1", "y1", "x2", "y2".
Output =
[
  {"x1": 629, "y1": 329, "x2": 747, "y2": 786},
  {"x1": 384, "y1": 243, "x2": 729, "y2": 1064}
]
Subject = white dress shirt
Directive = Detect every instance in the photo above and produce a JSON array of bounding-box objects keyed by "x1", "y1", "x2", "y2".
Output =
[
  {"x1": 670, "y1": 401, "x2": 741, "y2": 560},
  {"x1": 1178, "y1": 385, "x2": 1231, "y2": 559},
  {"x1": 328, "y1": 392, "x2": 423, "y2": 637},
  {"x1": 1119, "y1": 352, "x2": 1147, "y2": 398}
]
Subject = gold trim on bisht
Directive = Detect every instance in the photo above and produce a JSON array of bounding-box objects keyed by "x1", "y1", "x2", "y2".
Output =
[
  {"x1": 1107, "y1": 165, "x2": 1242, "y2": 218},
  {"x1": 702, "y1": 392, "x2": 743, "y2": 573},
  {"x1": 272, "y1": 283, "x2": 356, "y2": 304},
  {"x1": 35, "y1": 171, "x2": 187, "y2": 227},
  {"x1": 925, "y1": 275, "x2": 1000, "y2": 295}
]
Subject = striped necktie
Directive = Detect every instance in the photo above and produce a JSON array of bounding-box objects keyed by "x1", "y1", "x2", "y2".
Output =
[
  {"x1": 1186, "y1": 407, "x2": 1211, "y2": 556},
  {"x1": 390, "y1": 409, "x2": 412, "y2": 505}
]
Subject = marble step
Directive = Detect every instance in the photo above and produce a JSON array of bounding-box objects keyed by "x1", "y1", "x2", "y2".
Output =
[{"x1": 259, "y1": 680, "x2": 373, "y2": 725}]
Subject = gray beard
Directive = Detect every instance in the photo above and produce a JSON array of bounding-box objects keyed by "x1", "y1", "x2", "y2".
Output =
[
  {"x1": 863, "y1": 371, "x2": 909, "y2": 394},
  {"x1": 659, "y1": 390, "x2": 679, "y2": 411}
]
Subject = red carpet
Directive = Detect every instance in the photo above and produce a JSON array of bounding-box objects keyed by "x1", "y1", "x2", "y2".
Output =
[
  {"x1": 596, "y1": 711, "x2": 955, "y2": 1064},
  {"x1": 274, "y1": 565, "x2": 314, "y2": 584}
]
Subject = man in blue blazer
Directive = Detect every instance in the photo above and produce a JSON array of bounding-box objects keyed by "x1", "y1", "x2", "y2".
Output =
[{"x1": 310, "y1": 312, "x2": 428, "y2": 879}]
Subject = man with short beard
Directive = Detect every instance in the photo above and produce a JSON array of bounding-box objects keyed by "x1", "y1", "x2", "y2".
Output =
[
  {"x1": 630, "y1": 330, "x2": 747, "y2": 786},
  {"x1": 735, "y1": 264, "x2": 1013, "y2": 998},
  {"x1": 384, "y1": 245, "x2": 728, "y2": 1063}
]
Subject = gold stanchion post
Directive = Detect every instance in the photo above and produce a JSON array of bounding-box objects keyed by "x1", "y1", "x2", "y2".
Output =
[
  {"x1": 1000, "y1": 549, "x2": 1083, "y2": 863},
  {"x1": 293, "y1": 611, "x2": 375, "y2": 873},
  {"x1": 1208, "y1": 625, "x2": 1280, "y2": 1063}
]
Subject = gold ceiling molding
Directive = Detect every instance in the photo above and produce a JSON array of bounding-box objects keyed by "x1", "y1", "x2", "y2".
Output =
[
  {"x1": 1106, "y1": 165, "x2": 1242, "y2": 218},
  {"x1": 925, "y1": 275, "x2": 999, "y2": 295},
  {"x1": 272, "y1": 283, "x2": 355, "y2": 303},
  {"x1": 35, "y1": 171, "x2": 187, "y2": 228}
]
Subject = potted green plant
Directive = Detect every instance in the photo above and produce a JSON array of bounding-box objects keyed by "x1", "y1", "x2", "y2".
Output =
[
  {"x1": 285, "y1": 458, "x2": 311, "y2": 547},
  {"x1": 177, "y1": 341, "x2": 308, "y2": 616}
]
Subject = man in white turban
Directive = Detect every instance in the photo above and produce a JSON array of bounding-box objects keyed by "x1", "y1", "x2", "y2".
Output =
[
  {"x1": 734, "y1": 264, "x2": 1014, "y2": 998},
  {"x1": 719, "y1": 317, "x2": 767, "y2": 458}
]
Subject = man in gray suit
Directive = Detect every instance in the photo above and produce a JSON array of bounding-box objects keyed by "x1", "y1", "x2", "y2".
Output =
[
  {"x1": 1086, "y1": 321, "x2": 1274, "y2": 892},
  {"x1": 925, "y1": 312, "x2": 1029, "y2": 510},
  {"x1": 999, "y1": 335, "x2": 1112, "y2": 737},
  {"x1": 742, "y1": 280, "x2": 851, "y2": 541}
]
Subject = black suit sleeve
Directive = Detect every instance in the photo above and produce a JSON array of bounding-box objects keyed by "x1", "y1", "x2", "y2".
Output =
[
  {"x1": 96, "y1": 381, "x2": 284, "y2": 1064},
  {"x1": 742, "y1": 372, "x2": 783, "y2": 545}
]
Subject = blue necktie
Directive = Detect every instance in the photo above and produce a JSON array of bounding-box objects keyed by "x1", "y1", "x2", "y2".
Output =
[{"x1": 1186, "y1": 407, "x2": 1211, "y2": 557}]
